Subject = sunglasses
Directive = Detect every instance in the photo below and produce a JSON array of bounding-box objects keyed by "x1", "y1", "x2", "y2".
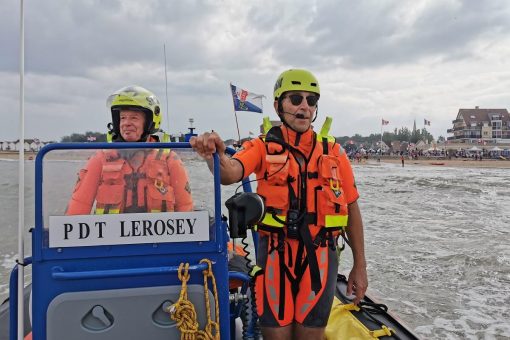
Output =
[{"x1": 285, "y1": 94, "x2": 319, "y2": 107}]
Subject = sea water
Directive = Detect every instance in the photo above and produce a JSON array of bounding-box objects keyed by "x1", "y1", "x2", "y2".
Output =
[{"x1": 0, "y1": 156, "x2": 509, "y2": 339}]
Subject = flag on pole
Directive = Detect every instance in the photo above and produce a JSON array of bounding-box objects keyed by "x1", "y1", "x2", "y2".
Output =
[
  {"x1": 382, "y1": 119, "x2": 389, "y2": 125},
  {"x1": 424, "y1": 119, "x2": 431, "y2": 126},
  {"x1": 231, "y1": 84, "x2": 264, "y2": 113}
]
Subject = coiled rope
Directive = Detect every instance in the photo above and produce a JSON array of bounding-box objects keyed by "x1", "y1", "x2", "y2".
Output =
[{"x1": 168, "y1": 260, "x2": 220, "y2": 340}]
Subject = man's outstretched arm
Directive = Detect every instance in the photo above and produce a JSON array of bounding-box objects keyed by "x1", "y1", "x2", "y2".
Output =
[{"x1": 190, "y1": 131, "x2": 243, "y2": 185}]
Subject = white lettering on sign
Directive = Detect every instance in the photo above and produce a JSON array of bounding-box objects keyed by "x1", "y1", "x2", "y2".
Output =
[{"x1": 48, "y1": 211, "x2": 210, "y2": 248}]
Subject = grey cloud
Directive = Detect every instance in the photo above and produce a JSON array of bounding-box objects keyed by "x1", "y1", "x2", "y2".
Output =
[
  {"x1": 2, "y1": 0, "x2": 509, "y2": 142},
  {"x1": 2, "y1": 0, "x2": 226, "y2": 75},
  {"x1": 270, "y1": 0, "x2": 510, "y2": 68}
]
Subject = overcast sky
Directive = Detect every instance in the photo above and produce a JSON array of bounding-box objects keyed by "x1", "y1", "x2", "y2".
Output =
[{"x1": 2, "y1": 0, "x2": 510, "y2": 142}]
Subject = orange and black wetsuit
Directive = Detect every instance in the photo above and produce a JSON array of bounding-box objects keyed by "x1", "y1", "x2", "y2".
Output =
[{"x1": 233, "y1": 125, "x2": 359, "y2": 327}]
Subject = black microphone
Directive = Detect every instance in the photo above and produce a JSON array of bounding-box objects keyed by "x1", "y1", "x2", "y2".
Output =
[{"x1": 282, "y1": 111, "x2": 306, "y2": 119}]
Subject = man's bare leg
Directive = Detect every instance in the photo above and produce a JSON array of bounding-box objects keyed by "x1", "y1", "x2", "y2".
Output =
[
  {"x1": 294, "y1": 323, "x2": 326, "y2": 340},
  {"x1": 261, "y1": 325, "x2": 292, "y2": 340}
]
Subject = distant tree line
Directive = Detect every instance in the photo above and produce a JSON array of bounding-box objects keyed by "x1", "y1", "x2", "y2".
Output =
[{"x1": 60, "y1": 131, "x2": 107, "y2": 142}]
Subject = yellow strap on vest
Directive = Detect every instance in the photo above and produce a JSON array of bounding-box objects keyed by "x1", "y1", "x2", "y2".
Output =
[
  {"x1": 161, "y1": 132, "x2": 171, "y2": 142},
  {"x1": 106, "y1": 131, "x2": 113, "y2": 143},
  {"x1": 261, "y1": 213, "x2": 286, "y2": 227},
  {"x1": 317, "y1": 116, "x2": 336, "y2": 143},
  {"x1": 160, "y1": 132, "x2": 172, "y2": 155},
  {"x1": 262, "y1": 116, "x2": 272, "y2": 135}
]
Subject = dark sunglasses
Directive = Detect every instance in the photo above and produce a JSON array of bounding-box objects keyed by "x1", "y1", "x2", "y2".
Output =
[{"x1": 285, "y1": 94, "x2": 319, "y2": 107}]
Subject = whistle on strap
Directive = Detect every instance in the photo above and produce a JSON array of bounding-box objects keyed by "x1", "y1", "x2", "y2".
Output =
[
  {"x1": 329, "y1": 165, "x2": 341, "y2": 193},
  {"x1": 154, "y1": 179, "x2": 168, "y2": 194}
]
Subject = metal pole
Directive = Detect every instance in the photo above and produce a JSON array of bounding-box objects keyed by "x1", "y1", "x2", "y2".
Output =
[
  {"x1": 380, "y1": 120, "x2": 383, "y2": 157},
  {"x1": 17, "y1": 0, "x2": 26, "y2": 338},
  {"x1": 229, "y1": 83, "x2": 241, "y2": 146}
]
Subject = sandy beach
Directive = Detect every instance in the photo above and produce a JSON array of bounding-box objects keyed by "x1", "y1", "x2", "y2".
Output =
[
  {"x1": 0, "y1": 151, "x2": 38, "y2": 160},
  {"x1": 358, "y1": 156, "x2": 510, "y2": 169}
]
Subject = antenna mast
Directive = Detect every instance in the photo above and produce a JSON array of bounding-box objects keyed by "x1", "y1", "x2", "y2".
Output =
[
  {"x1": 164, "y1": 44, "x2": 170, "y2": 133},
  {"x1": 17, "y1": 0, "x2": 26, "y2": 338}
]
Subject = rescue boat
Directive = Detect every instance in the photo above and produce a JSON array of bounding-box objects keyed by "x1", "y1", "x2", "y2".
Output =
[{"x1": 1, "y1": 143, "x2": 420, "y2": 340}]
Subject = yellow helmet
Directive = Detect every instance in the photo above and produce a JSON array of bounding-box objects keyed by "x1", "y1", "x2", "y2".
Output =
[
  {"x1": 273, "y1": 69, "x2": 320, "y2": 100},
  {"x1": 106, "y1": 85, "x2": 161, "y2": 141}
]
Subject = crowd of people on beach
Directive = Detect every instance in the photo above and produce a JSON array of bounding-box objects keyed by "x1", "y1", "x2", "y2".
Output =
[{"x1": 347, "y1": 147, "x2": 508, "y2": 163}]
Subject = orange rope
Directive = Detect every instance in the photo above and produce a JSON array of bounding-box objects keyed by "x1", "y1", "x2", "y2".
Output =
[{"x1": 200, "y1": 259, "x2": 220, "y2": 339}]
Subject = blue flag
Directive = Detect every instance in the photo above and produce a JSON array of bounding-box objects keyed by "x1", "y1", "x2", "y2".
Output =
[{"x1": 231, "y1": 84, "x2": 264, "y2": 113}]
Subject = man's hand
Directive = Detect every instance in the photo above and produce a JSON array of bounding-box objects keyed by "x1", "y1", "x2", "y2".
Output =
[
  {"x1": 346, "y1": 263, "x2": 368, "y2": 305},
  {"x1": 190, "y1": 131, "x2": 226, "y2": 160},
  {"x1": 190, "y1": 131, "x2": 242, "y2": 185}
]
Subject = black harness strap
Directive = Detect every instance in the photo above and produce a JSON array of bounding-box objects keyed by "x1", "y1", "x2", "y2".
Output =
[
  {"x1": 313, "y1": 227, "x2": 328, "y2": 249},
  {"x1": 277, "y1": 232, "x2": 286, "y2": 320},
  {"x1": 322, "y1": 137, "x2": 328, "y2": 155},
  {"x1": 293, "y1": 238, "x2": 306, "y2": 297},
  {"x1": 299, "y1": 221, "x2": 322, "y2": 294}
]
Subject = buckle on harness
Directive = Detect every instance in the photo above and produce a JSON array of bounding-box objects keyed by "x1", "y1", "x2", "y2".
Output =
[
  {"x1": 312, "y1": 237, "x2": 322, "y2": 249},
  {"x1": 312, "y1": 232, "x2": 326, "y2": 249}
]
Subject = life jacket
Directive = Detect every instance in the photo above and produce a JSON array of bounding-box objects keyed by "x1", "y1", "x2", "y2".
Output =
[
  {"x1": 256, "y1": 125, "x2": 349, "y2": 238},
  {"x1": 95, "y1": 148, "x2": 176, "y2": 214}
]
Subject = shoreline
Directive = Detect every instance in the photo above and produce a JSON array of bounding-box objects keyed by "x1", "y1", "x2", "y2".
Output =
[
  {"x1": 355, "y1": 157, "x2": 510, "y2": 169},
  {"x1": 0, "y1": 151, "x2": 38, "y2": 160},
  {"x1": 2, "y1": 151, "x2": 510, "y2": 169}
]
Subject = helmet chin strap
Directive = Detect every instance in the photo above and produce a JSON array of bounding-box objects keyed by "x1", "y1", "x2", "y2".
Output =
[{"x1": 312, "y1": 105, "x2": 318, "y2": 122}]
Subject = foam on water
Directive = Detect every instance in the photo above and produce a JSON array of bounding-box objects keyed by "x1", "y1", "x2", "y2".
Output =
[
  {"x1": 0, "y1": 253, "x2": 16, "y2": 298},
  {"x1": 346, "y1": 162, "x2": 510, "y2": 339}
]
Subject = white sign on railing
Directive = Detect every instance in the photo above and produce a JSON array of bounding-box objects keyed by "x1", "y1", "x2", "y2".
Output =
[{"x1": 49, "y1": 211, "x2": 210, "y2": 248}]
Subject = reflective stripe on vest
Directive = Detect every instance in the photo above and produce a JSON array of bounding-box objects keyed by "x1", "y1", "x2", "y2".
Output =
[
  {"x1": 325, "y1": 214, "x2": 348, "y2": 228},
  {"x1": 262, "y1": 213, "x2": 347, "y2": 229},
  {"x1": 261, "y1": 213, "x2": 286, "y2": 228},
  {"x1": 95, "y1": 208, "x2": 120, "y2": 215}
]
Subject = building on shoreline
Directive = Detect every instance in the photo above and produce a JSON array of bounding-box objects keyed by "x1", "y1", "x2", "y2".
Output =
[
  {"x1": 0, "y1": 139, "x2": 52, "y2": 152},
  {"x1": 447, "y1": 107, "x2": 510, "y2": 144}
]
